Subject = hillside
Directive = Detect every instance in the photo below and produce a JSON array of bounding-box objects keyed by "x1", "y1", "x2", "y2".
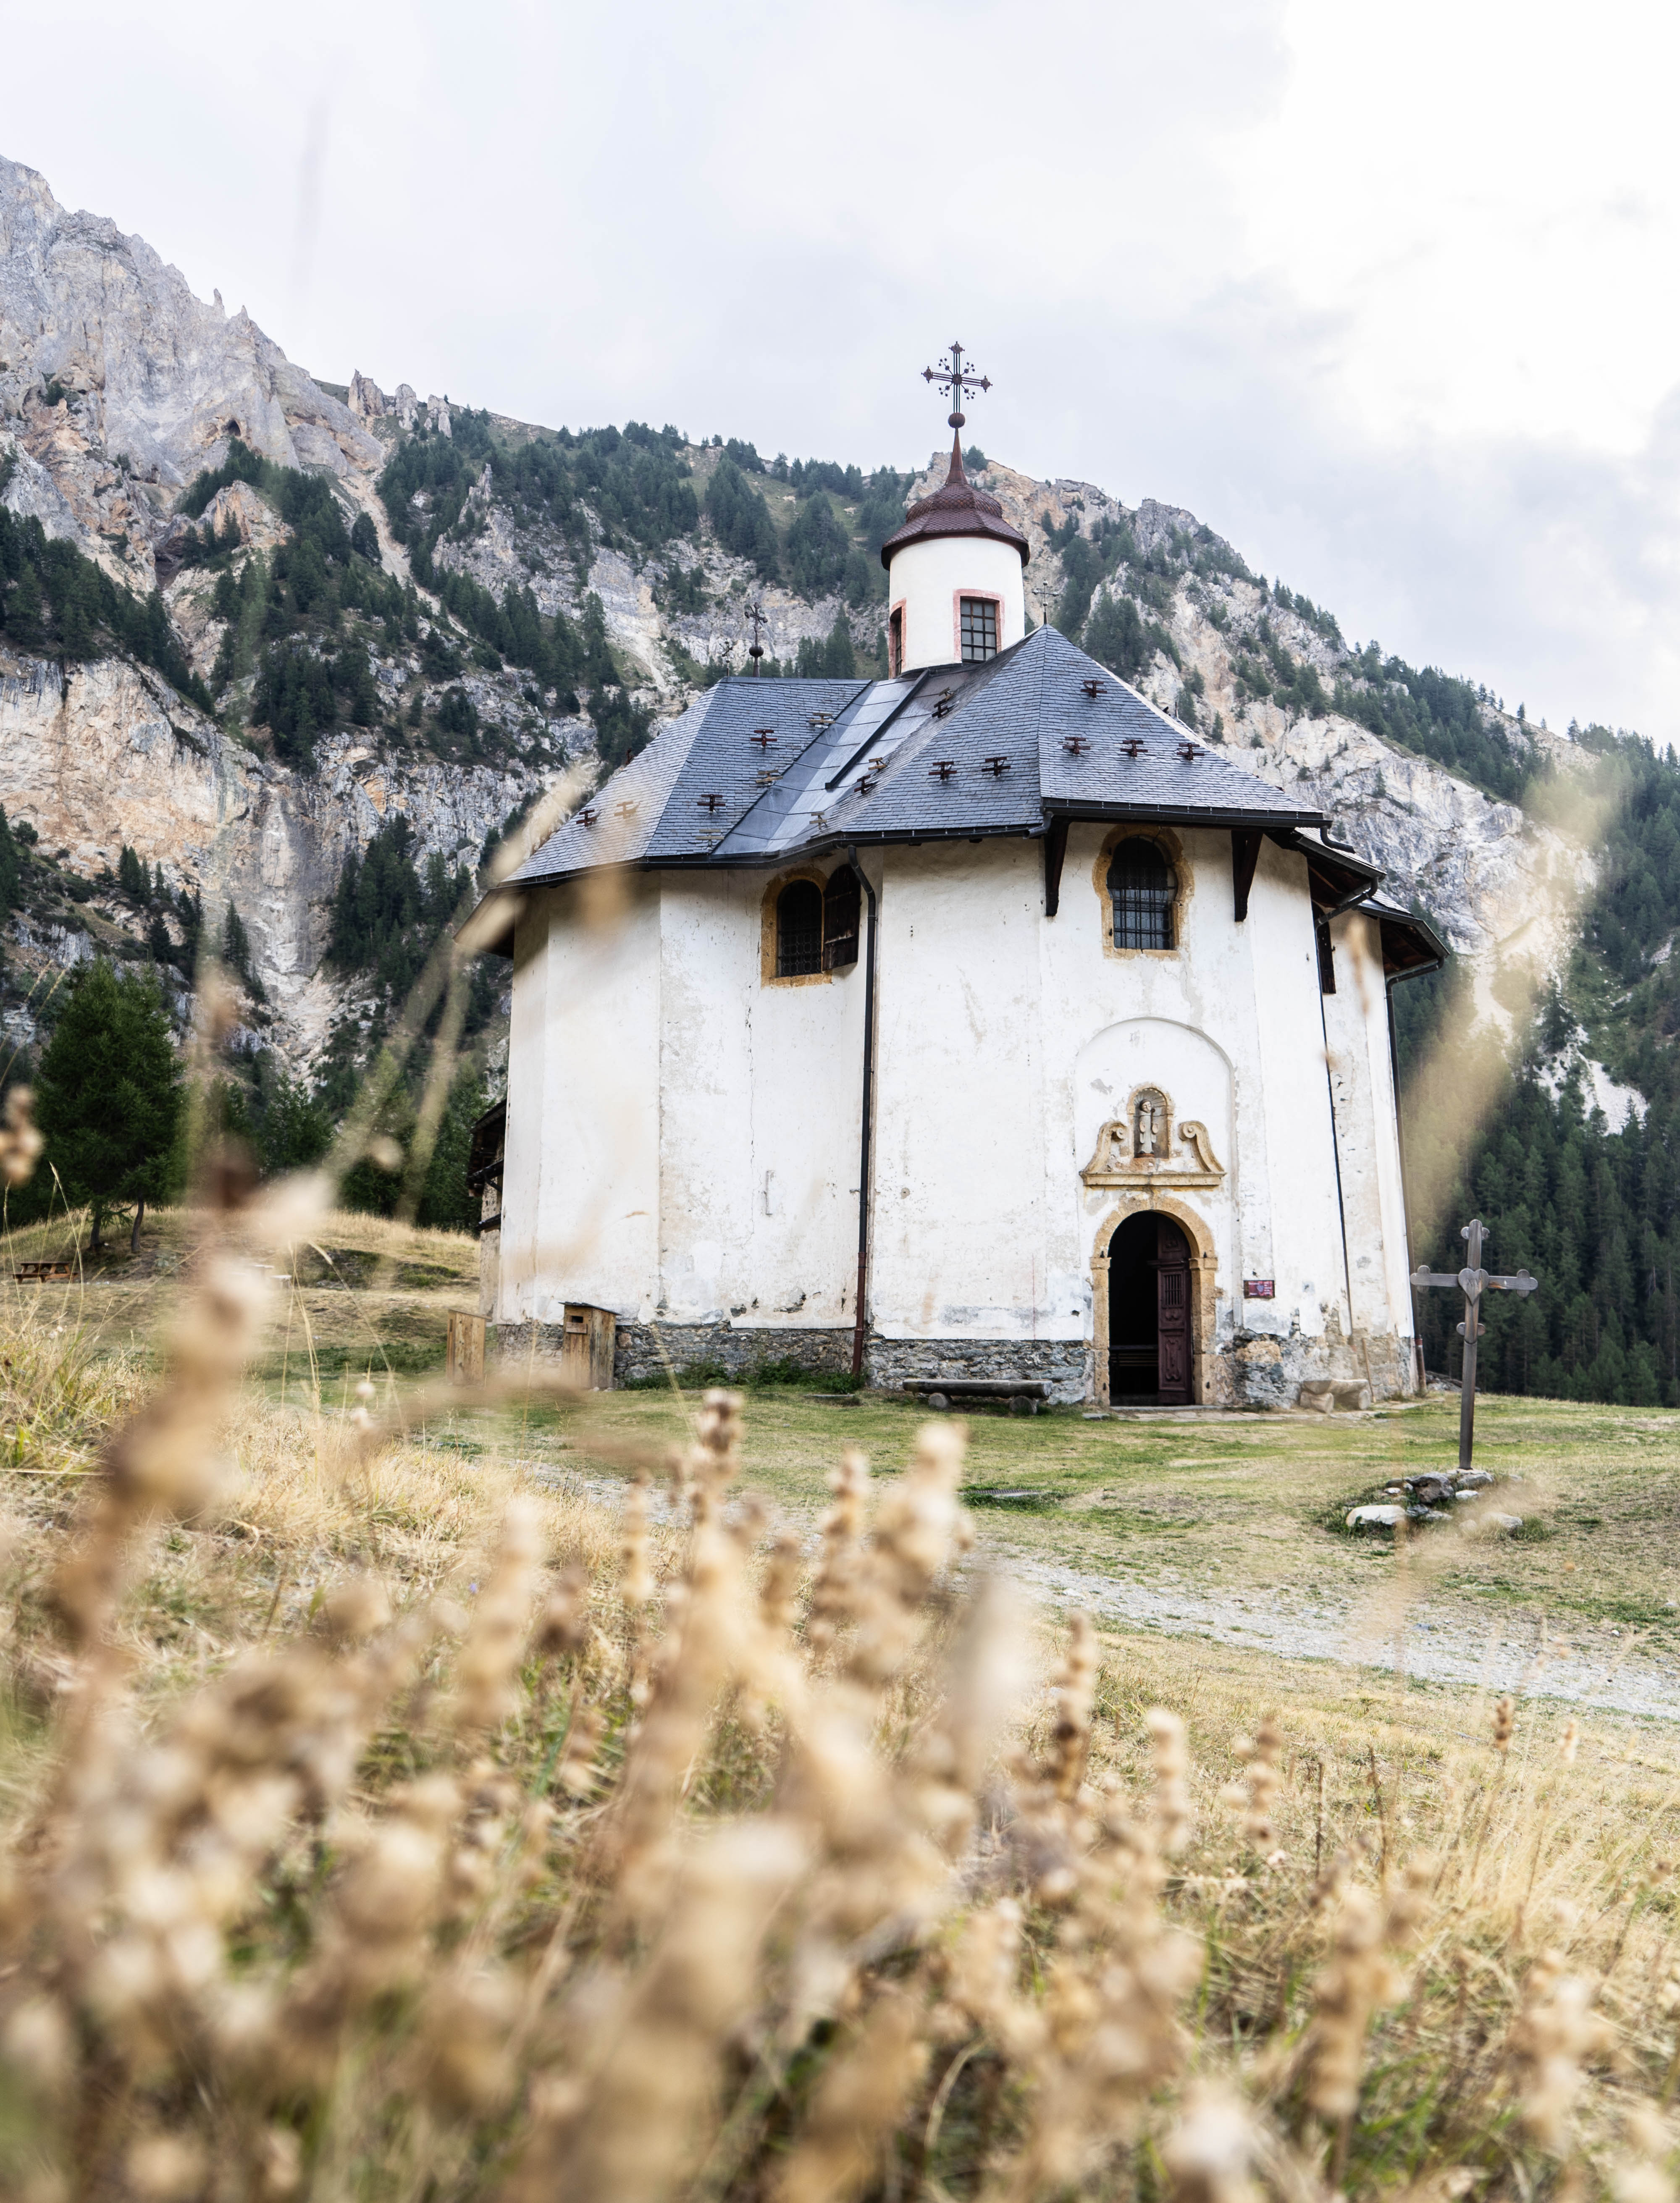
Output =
[{"x1": 2, "y1": 152, "x2": 1677, "y2": 1399}]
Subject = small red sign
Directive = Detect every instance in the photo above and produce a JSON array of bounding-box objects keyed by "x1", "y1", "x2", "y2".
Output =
[{"x1": 1243, "y1": 1279, "x2": 1276, "y2": 1298}]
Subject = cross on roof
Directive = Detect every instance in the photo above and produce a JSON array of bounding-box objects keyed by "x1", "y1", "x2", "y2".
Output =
[
  {"x1": 922, "y1": 340, "x2": 992, "y2": 430},
  {"x1": 1410, "y1": 1218, "x2": 1538, "y2": 1471},
  {"x1": 746, "y1": 600, "x2": 766, "y2": 674}
]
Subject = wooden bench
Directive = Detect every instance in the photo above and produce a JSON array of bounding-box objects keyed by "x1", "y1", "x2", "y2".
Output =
[
  {"x1": 15, "y1": 1260, "x2": 74, "y2": 1284},
  {"x1": 906, "y1": 1377, "x2": 1050, "y2": 1416}
]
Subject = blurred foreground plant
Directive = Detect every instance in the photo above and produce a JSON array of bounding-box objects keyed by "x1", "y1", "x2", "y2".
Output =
[{"x1": 0, "y1": 1152, "x2": 1674, "y2": 2199}]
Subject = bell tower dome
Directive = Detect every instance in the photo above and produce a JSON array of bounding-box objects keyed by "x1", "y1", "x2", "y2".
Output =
[{"x1": 880, "y1": 342, "x2": 1029, "y2": 675}]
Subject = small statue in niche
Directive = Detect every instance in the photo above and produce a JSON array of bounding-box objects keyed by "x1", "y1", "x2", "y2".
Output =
[{"x1": 1134, "y1": 1091, "x2": 1166, "y2": 1159}]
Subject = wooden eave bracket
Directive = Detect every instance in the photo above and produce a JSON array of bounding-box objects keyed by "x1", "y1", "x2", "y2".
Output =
[
  {"x1": 1231, "y1": 829, "x2": 1261, "y2": 922},
  {"x1": 1044, "y1": 815, "x2": 1070, "y2": 917}
]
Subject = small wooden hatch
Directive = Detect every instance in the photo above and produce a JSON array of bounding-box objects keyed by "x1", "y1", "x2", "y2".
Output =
[{"x1": 559, "y1": 1304, "x2": 616, "y2": 1391}]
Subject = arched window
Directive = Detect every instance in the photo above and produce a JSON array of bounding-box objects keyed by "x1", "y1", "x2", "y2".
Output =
[
  {"x1": 1108, "y1": 837, "x2": 1176, "y2": 950},
  {"x1": 775, "y1": 879, "x2": 824, "y2": 977}
]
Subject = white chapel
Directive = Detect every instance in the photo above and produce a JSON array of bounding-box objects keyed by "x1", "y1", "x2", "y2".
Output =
[{"x1": 471, "y1": 360, "x2": 1442, "y2": 1407}]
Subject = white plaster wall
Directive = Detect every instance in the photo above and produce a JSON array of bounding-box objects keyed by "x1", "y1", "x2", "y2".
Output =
[
  {"x1": 655, "y1": 872, "x2": 863, "y2": 1327},
  {"x1": 498, "y1": 826, "x2": 1414, "y2": 1373},
  {"x1": 886, "y1": 534, "x2": 1026, "y2": 670},
  {"x1": 1242, "y1": 837, "x2": 1356, "y2": 1339},
  {"x1": 869, "y1": 840, "x2": 1049, "y2": 1335},
  {"x1": 1039, "y1": 826, "x2": 1351, "y2": 1353},
  {"x1": 496, "y1": 878, "x2": 663, "y2": 1326},
  {"x1": 1069, "y1": 1016, "x2": 1236, "y2": 1290},
  {"x1": 1324, "y1": 906, "x2": 1418, "y2": 1342},
  {"x1": 866, "y1": 828, "x2": 1357, "y2": 1353}
]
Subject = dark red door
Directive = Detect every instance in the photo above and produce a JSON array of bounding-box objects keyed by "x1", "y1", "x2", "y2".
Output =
[{"x1": 1155, "y1": 1218, "x2": 1191, "y2": 1405}]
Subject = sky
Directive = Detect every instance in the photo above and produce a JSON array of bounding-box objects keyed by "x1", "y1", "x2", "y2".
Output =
[{"x1": 5, "y1": 0, "x2": 1680, "y2": 740}]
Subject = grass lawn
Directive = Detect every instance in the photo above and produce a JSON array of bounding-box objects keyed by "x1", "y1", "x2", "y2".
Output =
[
  {"x1": 486, "y1": 1383, "x2": 1680, "y2": 1650},
  {"x1": 6, "y1": 1202, "x2": 1677, "y2": 1708}
]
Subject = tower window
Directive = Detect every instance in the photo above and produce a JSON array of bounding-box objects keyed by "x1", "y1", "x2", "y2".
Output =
[
  {"x1": 1108, "y1": 837, "x2": 1176, "y2": 950},
  {"x1": 774, "y1": 880, "x2": 824, "y2": 976},
  {"x1": 960, "y1": 595, "x2": 999, "y2": 662},
  {"x1": 887, "y1": 605, "x2": 904, "y2": 677}
]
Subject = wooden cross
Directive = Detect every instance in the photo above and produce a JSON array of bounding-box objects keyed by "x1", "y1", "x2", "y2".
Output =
[
  {"x1": 1410, "y1": 1218, "x2": 1538, "y2": 1470},
  {"x1": 922, "y1": 340, "x2": 992, "y2": 430}
]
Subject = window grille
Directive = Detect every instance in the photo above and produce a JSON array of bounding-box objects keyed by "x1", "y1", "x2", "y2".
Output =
[
  {"x1": 1107, "y1": 838, "x2": 1176, "y2": 950},
  {"x1": 822, "y1": 865, "x2": 861, "y2": 969},
  {"x1": 959, "y1": 596, "x2": 999, "y2": 662},
  {"x1": 775, "y1": 880, "x2": 824, "y2": 976}
]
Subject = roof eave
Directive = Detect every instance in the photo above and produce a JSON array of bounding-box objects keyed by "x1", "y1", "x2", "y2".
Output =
[
  {"x1": 1039, "y1": 797, "x2": 1329, "y2": 831},
  {"x1": 499, "y1": 805, "x2": 1332, "y2": 892}
]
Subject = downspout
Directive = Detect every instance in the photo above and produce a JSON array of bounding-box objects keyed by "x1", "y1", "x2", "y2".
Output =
[
  {"x1": 1317, "y1": 973, "x2": 1356, "y2": 1327},
  {"x1": 849, "y1": 846, "x2": 879, "y2": 1383},
  {"x1": 1316, "y1": 883, "x2": 1376, "y2": 1335},
  {"x1": 1385, "y1": 977, "x2": 1426, "y2": 1394}
]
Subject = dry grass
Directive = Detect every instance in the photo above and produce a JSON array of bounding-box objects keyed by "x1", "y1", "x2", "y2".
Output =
[
  {"x1": 0, "y1": 1202, "x2": 479, "y2": 1379},
  {"x1": 0, "y1": 1189, "x2": 1678, "y2": 2203}
]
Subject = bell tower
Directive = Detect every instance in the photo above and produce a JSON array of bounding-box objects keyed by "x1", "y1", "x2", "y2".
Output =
[{"x1": 879, "y1": 342, "x2": 1029, "y2": 674}]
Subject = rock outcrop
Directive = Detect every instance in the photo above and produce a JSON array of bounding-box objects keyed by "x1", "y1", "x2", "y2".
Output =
[
  {"x1": 0, "y1": 154, "x2": 381, "y2": 589},
  {"x1": 0, "y1": 645, "x2": 529, "y2": 1064}
]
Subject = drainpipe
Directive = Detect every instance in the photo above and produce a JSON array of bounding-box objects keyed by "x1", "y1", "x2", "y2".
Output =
[
  {"x1": 849, "y1": 845, "x2": 878, "y2": 1383},
  {"x1": 1386, "y1": 976, "x2": 1426, "y2": 1394},
  {"x1": 1316, "y1": 885, "x2": 1376, "y2": 1338}
]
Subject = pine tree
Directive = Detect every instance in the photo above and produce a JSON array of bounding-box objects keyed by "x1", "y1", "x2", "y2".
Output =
[
  {"x1": 222, "y1": 903, "x2": 254, "y2": 984},
  {"x1": 0, "y1": 807, "x2": 24, "y2": 919},
  {"x1": 821, "y1": 614, "x2": 856, "y2": 678},
  {"x1": 34, "y1": 962, "x2": 181, "y2": 1252},
  {"x1": 8, "y1": 564, "x2": 45, "y2": 650},
  {"x1": 1084, "y1": 592, "x2": 1149, "y2": 681},
  {"x1": 417, "y1": 1066, "x2": 485, "y2": 1231},
  {"x1": 118, "y1": 845, "x2": 148, "y2": 902}
]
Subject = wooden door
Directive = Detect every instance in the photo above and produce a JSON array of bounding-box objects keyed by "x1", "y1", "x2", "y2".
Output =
[
  {"x1": 1155, "y1": 1219, "x2": 1191, "y2": 1405},
  {"x1": 560, "y1": 1304, "x2": 617, "y2": 1390}
]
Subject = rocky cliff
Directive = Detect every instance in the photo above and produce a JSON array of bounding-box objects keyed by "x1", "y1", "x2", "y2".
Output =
[{"x1": 0, "y1": 152, "x2": 1609, "y2": 1099}]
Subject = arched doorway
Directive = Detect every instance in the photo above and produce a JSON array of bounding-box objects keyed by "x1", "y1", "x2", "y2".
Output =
[{"x1": 1107, "y1": 1212, "x2": 1192, "y2": 1406}]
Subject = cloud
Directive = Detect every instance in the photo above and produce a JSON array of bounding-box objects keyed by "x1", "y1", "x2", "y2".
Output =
[{"x1": 7, "y1": 0, "x2": 1679, "y2": 734}]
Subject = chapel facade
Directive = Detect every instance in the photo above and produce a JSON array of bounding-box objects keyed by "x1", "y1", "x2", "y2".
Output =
[{"x1": 474, "y1": 403, "x2": 1442, "y2": 1407}]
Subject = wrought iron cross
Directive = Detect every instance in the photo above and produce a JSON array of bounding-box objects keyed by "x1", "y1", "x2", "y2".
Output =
[
  {"x1": 746, "y1": 600, "x2": 766, "y2": 676},
  {"x1": 1410, "y1": 1218, "x2": 1538, "y2": 1471},
  {"x1": 922, "y1": 341, "x2": 992, "y2": 430}
]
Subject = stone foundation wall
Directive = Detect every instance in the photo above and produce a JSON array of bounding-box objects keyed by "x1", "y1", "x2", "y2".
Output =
[
  {"x1": 863, "y1": 1336, "x2": 1092, "y2": 1406},
  {"x1": 612, "y1": 1322, "x2": 855, "y2": 1387},
  {"x1": 492, "y1": 1319, "x2": 1415, "y2": 1408},
  {"x1": 1218, "y1": 1326, "x2": 1416, "y2": 1408}
]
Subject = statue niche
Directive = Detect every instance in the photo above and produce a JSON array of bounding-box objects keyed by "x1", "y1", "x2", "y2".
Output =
[
  {"x1": 1133, "y1": 1088, "x2": 1168, "y2": 1160},
  {"x1": 1081, "y1": 1082, "x2": 1224, "y2": 1190}
]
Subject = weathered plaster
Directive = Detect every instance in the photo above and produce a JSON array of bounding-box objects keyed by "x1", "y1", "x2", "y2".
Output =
[{"x1": 494, "y1": 826, "x2": 1420, "y2": 1403}]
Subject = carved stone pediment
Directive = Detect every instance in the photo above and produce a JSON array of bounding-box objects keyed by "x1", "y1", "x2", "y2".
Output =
[{"x1": 1080, "y1": 1086, "x2": 1225, "y2": 1189}]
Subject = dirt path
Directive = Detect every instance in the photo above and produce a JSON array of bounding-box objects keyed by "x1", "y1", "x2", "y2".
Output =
[
  {"x1": 532, "y1": 1457, "x2": 1680, "y2": 1727},
  {"x1": 995, "y1": 1550, "x2": 1680, "y2": 1725}
]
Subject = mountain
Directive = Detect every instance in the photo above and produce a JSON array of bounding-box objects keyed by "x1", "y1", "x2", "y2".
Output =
[{"x1": 1, "y1": 152, "x2": 1676, "y2": 1399}]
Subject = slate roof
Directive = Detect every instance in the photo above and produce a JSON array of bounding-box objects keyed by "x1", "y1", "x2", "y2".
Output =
[{"x1": 509, "y1": 624, "x2": 1327, "y2": 890}]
